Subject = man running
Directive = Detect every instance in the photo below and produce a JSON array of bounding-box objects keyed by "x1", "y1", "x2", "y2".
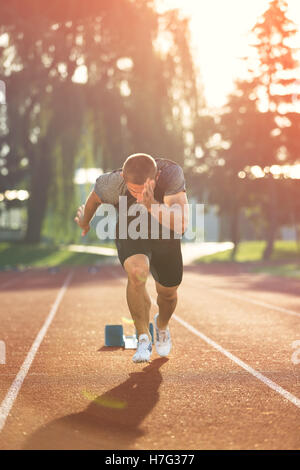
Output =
[{"x1": 74, "y1": 153, "x2": 188, "y2": 363}]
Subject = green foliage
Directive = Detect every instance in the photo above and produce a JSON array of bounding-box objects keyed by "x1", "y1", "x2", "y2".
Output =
[
  {"x1": 0, "y1": 242, "x2": 108, "y2": 268},
  {"x1": 191, "y1": 0, "x2": 300, "y2": 259},
  {"x1": 0, "y1": 0, "x2": 204, "y2": 243},
  {"x1": 198, "y1": 240, "x2": 299, "y2": 263}
]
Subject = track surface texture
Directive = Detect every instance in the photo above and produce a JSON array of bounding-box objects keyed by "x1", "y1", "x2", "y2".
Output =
[{"x1": 0, "y1": 263, "x2": 299, "y2": 450}]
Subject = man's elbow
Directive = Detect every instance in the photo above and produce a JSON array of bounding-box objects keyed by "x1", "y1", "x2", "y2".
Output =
[
  {"x1": 181, "y1": 217, "x2": 189, "y2": 234},
  {"x1": 181, "y1": 208, "x2": 189, "y2": 233},
  {"x1": 174, "y1": 214, "x2": 188, "y2": 235}
]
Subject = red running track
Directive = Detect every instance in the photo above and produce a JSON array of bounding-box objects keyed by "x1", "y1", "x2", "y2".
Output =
[{"x1": 0, "y1": 264, "x2": 299, "y2": 450}]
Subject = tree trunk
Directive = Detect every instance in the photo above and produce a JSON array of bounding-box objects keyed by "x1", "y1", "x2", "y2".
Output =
[
  {"x1": 295, "y1": 224, "x2": 300, "y2": 252},
  {"x1": 230, "y1": 207, "x2": 240, "y2": 261},
  {"x1": 263, "y1": 176, "x2": 277, "y2": 261},
  {"x1": 24, "y1": 151, "x2": 51, "y2": 244}
]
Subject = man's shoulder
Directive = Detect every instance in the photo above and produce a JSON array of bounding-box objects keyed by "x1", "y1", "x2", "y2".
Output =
[
  {"x1": 94, "y1": 169, "x2": 125, "y2": 204},
  {"x1": 97, "y1": 168, "x2": 122, "y2": 180},
  {"x1": 95, "y1": 169, "x2": 123, "y2": 188},
  {"x1": 155, "y1": 158, "x2": 186, "y2": 195},
  {"x1": 155, "y1": 157, "x2": 183, "y2": 172}
]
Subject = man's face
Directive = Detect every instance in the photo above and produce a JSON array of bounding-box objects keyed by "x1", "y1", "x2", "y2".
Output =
[
  {"x1": 122, "y1": 172, "x2": 159, "y2": 202},
  {"x1": 126, "y1": 181, "x2": 148, "y2": 202}
]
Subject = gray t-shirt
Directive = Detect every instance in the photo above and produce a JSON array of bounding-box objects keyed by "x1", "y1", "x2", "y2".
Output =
[{"x1": 94, "y1": 158, "x2": 186, "y2": 206}]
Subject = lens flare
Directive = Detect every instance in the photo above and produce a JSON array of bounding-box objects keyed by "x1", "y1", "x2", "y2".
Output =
[
  {"x1": 122, "y1": 316, "x2": 134, "y2": 325},
  {"x1": 82, "y1": 390, "x2": 127, "y2": 409}
]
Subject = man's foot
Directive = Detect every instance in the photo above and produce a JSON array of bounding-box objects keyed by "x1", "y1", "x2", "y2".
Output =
[
  {"x1": 154, "y1": 313, "x2": 172, "y2": 357},
  {"x1": 132, "y1": 334, "x2": 152, "y2": 363}
]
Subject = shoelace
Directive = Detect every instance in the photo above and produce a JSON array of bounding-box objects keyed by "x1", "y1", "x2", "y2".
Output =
[
  {"x1": 138, "y1": 339, "x2": 151, "y2": 350},
  {"x1": 157, "y1": 329, "x2": 169, "y2": 343}
]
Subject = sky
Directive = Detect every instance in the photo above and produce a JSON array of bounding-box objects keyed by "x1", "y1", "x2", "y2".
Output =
[{"x1": 156, "y1": 0, "x2": 300, "y2": 108}]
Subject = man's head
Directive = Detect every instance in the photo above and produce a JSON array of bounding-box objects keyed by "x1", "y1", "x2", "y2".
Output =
[{"x1": 121, "y1": 153, "x2": 159, "y2": 201}]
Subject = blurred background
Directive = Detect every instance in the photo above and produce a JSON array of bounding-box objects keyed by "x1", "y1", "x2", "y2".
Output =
[{"x1": 0, "y1": 0, "x2": 299, "y2": 275}]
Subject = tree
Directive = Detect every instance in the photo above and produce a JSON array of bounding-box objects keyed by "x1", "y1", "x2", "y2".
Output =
[
  {"x1": 197, "y1": 0, "x2": 299, "y2": 259},
  {"x1": 249, "y1": 0, "x2": 299, "y2": 259},
  {"x1": 192, "y1": 79, "x2": 265, "y2": 258},
  {"x1": 0, "y1": 0, "x2": 205, "y2": 243}
]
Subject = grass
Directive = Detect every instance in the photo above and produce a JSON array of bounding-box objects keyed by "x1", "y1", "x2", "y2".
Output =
[
  {"x1": 196, "y1": 240, "x2": 300, "y2": 279},
  {"x1": 0, "y1": 242, "x2": 113, "y2": 269},
  {"x1": 1, "y1": 240, "x2": 300, "y2": 278}
]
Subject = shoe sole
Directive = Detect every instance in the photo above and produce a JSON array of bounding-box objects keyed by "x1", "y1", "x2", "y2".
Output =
[
  {"x1": 132, "y1": 346, "x2": 152, "y2": 363},
  {"x1": 132, "y1": 356, "x2": 151, "y2": 363}
]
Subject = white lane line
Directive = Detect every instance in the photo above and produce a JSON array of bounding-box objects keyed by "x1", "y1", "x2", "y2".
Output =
[
  {"x1": 211, "y1": 288, "x2": 300, "y2": 319},
  {"x1": 0, "y1": 270, "x2": 74, "y2": 433},
  {"x1": 113, "y1": 267, "x2": 300, "y2": 319},
  {"x1": 173, "y1": 314, "x2": 300, "y2": 409},
  {"x1": 107, "y1": 270, "x2": 300, "y2": 407},
  {"x1": 184, "y1": 273, "x2": 300, "y2": 319}
]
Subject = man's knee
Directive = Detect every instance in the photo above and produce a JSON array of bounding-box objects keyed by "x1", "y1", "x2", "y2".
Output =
[
  {"x1": 124, "y1": 255, "x2": 149, "y2": 287},
  {"x1": 156, "y1": 283, "x2": 179, "y2": 301}
]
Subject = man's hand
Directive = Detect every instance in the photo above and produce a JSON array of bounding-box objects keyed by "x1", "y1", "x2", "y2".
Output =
[
  {"x1": 141, "y1": 178, "x2": 156, "y2": 210},
  {"x1": 74, "y1": 205, "x2": 90, "y2": 236}
]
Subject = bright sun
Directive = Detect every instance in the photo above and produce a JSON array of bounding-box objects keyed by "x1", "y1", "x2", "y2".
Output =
[{"x1": 156, "y1": 0, "x2": 300, "y2": 108}]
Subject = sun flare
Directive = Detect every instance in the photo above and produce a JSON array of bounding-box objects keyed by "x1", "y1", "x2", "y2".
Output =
[{"x1": 156, "y1": 0, "x2": 300, "y2": 107}]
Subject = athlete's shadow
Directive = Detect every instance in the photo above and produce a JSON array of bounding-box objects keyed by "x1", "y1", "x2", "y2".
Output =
[{"x1": 23, "y1": 357, "x2": 168, "y2": 450}]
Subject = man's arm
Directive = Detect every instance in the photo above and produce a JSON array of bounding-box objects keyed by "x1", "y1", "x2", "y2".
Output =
[
  {"x1": 141, "y1": 179, "x2": 189, "y2": 234},
  {"x1": 151, "y1": 191, "x2": 189, "y2": 235},
  {"x1": 74, "y1": 191, "x2": 102, "y2": 236},
  {"x1": 163, "y1": 191, "x2": 189, "y2": 234}
]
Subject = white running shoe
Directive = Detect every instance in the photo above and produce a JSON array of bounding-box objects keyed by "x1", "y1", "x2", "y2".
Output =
[
  {"x1": 154, "y1": 313, "x2": 172, "y2": 357},
  {"x1": 132, "y1": 334, "x2": 152, "y2": 363}
]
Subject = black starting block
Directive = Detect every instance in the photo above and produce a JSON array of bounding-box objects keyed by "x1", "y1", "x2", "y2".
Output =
[{"x1": 105, "y1": 323, "x2": 154, "y2": 349}]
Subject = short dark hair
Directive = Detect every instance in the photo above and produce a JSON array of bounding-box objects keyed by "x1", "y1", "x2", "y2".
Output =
[{"x1": 122, "y1": 153, "x2": 157, "y2": 184}]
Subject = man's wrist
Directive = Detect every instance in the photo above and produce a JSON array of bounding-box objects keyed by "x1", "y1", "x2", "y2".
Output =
[
  {"x1": 82, "y1": 218, "x2": 91, "y2": 227},
  {"x1": 148, "y1": 199, "x2": 160, "y2": 213}
]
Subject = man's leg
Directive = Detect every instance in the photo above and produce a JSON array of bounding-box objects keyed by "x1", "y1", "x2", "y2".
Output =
[
  {"x1": 155, "y1": 282, "x2": 179, "y2": 329},
  {"x1": 123, "y1": 254, "x2": 152, "y2": 341}
]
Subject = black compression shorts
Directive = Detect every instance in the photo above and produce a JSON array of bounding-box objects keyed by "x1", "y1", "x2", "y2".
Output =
[{"x1": 115, "y1": 237, "x2": 183, "y2": 287}]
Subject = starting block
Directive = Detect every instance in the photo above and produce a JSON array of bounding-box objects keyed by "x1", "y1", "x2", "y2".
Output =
[{"x1": 105, "y1": 323, "x2": 154, "y2": 349}]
